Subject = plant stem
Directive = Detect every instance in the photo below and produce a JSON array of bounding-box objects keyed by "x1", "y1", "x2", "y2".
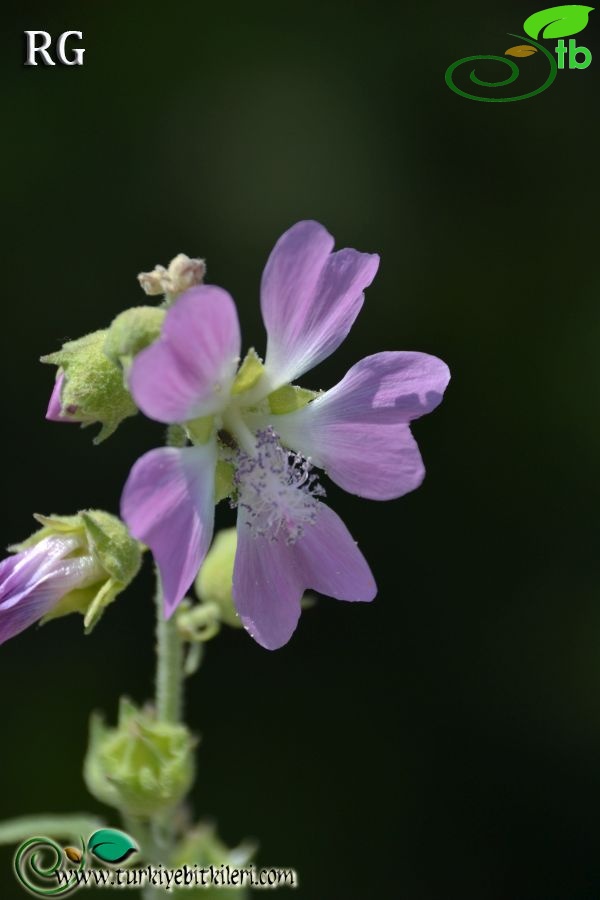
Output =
[
  {"x1": 143, "y1": 425, "x2": 191, "y2": 893},
  {"x1": 154, "y1": 426, "x2": 189, "y2": 725},
  {"x1": 155, "y1": 574, "x2": 184, "y2": 723},
  {"x1": 140, "y1": 573, "x2": 185, "y2": 898}
]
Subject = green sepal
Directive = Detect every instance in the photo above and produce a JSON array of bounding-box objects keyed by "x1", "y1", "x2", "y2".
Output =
[
  {"x1": 104, "y1": 306, "x2": 165, "y2": 373},
  {"x1": 41, "y1": 583, "x2": 99, "y2": 625},
  {"x1": 267, "y1": 384, "x2": 317, "y2": 414},
  {"x1": 84, "y1": 699, "x2": 196, "y2": 818},
  {"x1": 231, "y1": 348, "x2": 264, "y2": 395},
  {"x1": 173, "y1": 821, "x2": 255, "y2": 867},
  {"x1": 10, "y1": 513, "x2": 84, "y2": 552},
  {"x1": 80, "y1": 511, "x2": 142, "y2": 586},
  {"x1": 214, "y1": 460, "x2": 234, "y2": 503},
  {"x1": 41, "y1": 330, "x2": 138, "y2": 443},
  {"x1": 172, "y1": 823, "x2": 256, "y2": 897},
  {"x1": 186, "y1": 416, "x2": 214, "y2": 445},
  {"x1": 41, "y1": 581, "x2": 123, "y2": 634},
  {"x1": 82, "y1": 578, "x2": 123, "y2": 633}
]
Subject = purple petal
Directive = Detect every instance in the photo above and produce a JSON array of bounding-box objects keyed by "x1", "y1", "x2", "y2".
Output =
[
  {"x1": 129, "y1": 286, "x2": 241, "y2": 425},
  {"x1": 294, "y1": 504, "x2": 376, "y2": 603},
  {"x1": 0, "y1": 543, "x2": 45, "y2": 595},
  {"x1": 121, "y1": 443, "x2": 217, "y2": 616},
  {"x1": 261, "y1": 221, "x2": 379, "y2": 386},
  {"x1": 0, "y1": 535, "x2": 80, "y2": 604},
  {"x1": 45, "y1": 373, "x2": 80, "y2": 423},
  {"x1": 233, "y1": 512, "x2": 302, "y2": 650},
  {"x1": 232, "y1": 503, "x2": 375, "y2": 650},
  {"x1": 46, "y1": 374, "x2": 64, "y2": 421},
  {"x1": 0, "y1": 579, "x2": 66, "y2": 644},
  {"x1": 272, "y1": 352, "x2": 450, "y2": 500},
  {"x1": 0, "y1": 554, "x2": 101, "y2": 645}
]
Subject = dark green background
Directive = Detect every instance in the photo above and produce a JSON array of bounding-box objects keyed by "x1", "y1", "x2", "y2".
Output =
[{"x1": 1, "y1": 1, "x2": 599, "y2": 897}]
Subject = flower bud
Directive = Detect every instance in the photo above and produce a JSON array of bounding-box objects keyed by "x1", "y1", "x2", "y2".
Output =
[
  {"x1": 172, "y1": 822, "x2": 255, "y2": 870},
  {"x1": 41, "y1": 331, "x2": 138, "y2": 443},
  {"x1": 137, "y1": 254, "x2": 206, "y2": 303},
  {"x1": 104, "y1": 306, "x2": 166, "y2": 373},
  {"x1": 194, "y1": 529, "x2": 241, "y2": 629},
  {"x1": 0, "y1": 511, "x2": 142, "y2": 643},
  {"x1": 84, "y1": 698, "x2": 196, "y2": 818}
]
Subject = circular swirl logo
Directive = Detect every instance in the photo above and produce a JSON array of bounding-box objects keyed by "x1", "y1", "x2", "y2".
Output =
[
  {"x1": 445, "y1": 5, "x2": 595, "y2": 102},
  {"x1": 445, "y1": 34, "x2": 557, "y2": 101},
  {"x1": 14, "y1": 836, "x2": 85, "y2": 896}
]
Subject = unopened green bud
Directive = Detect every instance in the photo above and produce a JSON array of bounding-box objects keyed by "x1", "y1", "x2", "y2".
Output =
[
  {"x1": 41, "y1": 330, "x2": 137, "y2": 443},
  {"x1": 104, "y1": 306, "x2": 166, "y2": 373},
  {"x1": 84, "y1": 698, "x2": 196, "y2": 818},
  {"x1": 13, "y1": 510, "x2": 142, "y2": 632},
  {"x1": 172, "y1": 823, "x2": 255, "y2": 895},
  {"x1": 194, "y1": 529, "x2": 241, "y2": 628}
]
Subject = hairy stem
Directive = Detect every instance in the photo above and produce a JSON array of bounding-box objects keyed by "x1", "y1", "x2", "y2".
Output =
[
  {"x1": 155, "y1": 574, "x2": 184, "y2": 723},
  {"x1": 140, "y1": 572, "x2": 185, "y2": 890},
  {"x1": 142, "y1": 424, "x2": 193, "y2": 890}
]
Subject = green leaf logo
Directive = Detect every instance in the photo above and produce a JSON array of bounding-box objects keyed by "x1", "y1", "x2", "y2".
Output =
[
  {"x1": 524, "y1": 5, "x2": 594, "y2": 39},
  {"x1": 87, "y1": 828, "x2": 137, "y2": 864}
]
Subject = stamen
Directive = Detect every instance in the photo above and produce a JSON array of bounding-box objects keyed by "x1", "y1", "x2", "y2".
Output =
[{"x1": 232, "y1": 428, "x2": 325, "y2": 543}]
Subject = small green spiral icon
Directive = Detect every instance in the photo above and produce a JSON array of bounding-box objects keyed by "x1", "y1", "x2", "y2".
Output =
[
  {"x1": 445, "y1": 34, "x2": 558, "y2": 101},
  {"x1": 14, "y1": 836, "x2": 84, "y2": 896}
]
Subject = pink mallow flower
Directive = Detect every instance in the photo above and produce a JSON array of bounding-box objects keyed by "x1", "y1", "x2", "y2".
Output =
[{"x1": 121, "y1": 221, "x2": 450, "y2": 649}]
